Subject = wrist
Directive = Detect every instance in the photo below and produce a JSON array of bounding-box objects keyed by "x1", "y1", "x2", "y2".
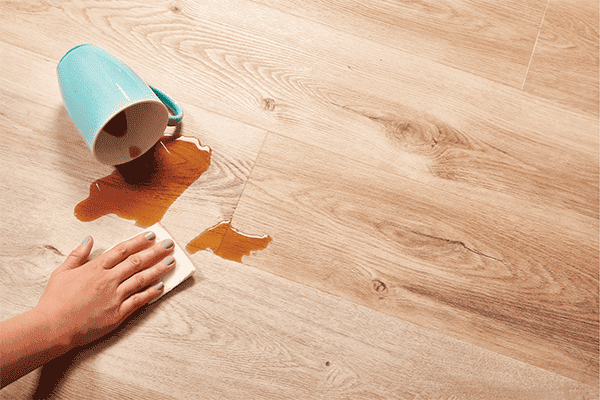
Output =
[
  {"x1": 29, "y1": 306, "x2": 74, "y2": 354},
  {"x1": 0, "y1": 307, "x2": 73, "y2": 387}
]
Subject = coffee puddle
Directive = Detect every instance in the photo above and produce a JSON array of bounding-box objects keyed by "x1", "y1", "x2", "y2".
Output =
[
  {"x1": 186, "y1": 221, "x2": 272, "y2": 263},
  {"x1": 75, "y1": 134, "x2": 272, "y2": 262},
  {"x1": 75, "y1": 134, "x2": 211, "y2": 227}
]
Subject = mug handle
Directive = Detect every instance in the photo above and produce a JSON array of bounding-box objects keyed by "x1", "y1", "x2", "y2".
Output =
[{"x1": 149, "y1": 85, "x2": 183, "y2": 126}]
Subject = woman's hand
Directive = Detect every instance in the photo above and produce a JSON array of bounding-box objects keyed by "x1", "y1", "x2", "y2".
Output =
[
  {"x1": 0, "y1": 231, "x2": 177, "y2": 388},
  {"x1": 34, "y1": 231, "x2": 176, "y2": 350}
]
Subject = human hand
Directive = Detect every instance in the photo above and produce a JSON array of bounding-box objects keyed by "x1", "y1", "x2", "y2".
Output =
[{"x1": 34, "y1": 231, "x2": 176, "y2": 350}]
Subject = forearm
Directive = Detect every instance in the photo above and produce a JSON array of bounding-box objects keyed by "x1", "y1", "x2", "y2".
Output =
[
  {"x1": 0, "y1": 308, "x2": 71, "y2": 388},
  {"x1": 1, "y1": 232, "x2": 173, "y2": 388}
]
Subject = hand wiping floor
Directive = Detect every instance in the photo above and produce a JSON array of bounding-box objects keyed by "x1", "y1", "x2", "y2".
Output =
[{"x1": 109, "y1": 222, "x2": 196, "y2": 303}]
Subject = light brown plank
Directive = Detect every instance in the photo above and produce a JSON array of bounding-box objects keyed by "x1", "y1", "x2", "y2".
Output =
[
  {"x1": 0, "y1": 40, "x2": 268, "y2": 256},
  {"x1": 523, "y1": 0, "x2": 599, "y2": 115},
  {"x1": 246, "y1": 0, "x2": 548, "y2": 87},
  {"x1": 1, "y1": 0, "x2": 598, "y2": 395},
  {"x1": 1, "y1": 366, "x2": 173, "y2": 400},
  {"x1": 229, "y1": 133, "x2": 599, "y2": 386},
  {"x1": 0, "y1": 38, "x2": 266, "y2": 341},
  {"x1": 1, "y1": 0, "x2": 595, "y2": 223},
  {"x1": 1, "y1": 232, "x2": 597, "y2": 399}
]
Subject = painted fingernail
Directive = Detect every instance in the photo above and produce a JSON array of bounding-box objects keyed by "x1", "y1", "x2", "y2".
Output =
[
  {"x1": 155, "y1": 282, "x2": 164, "y2": 291},
  {"x1": 162, "y1": 239, "x2": 173, "y2": 249},
  {"x1": 145, "y1": 231, "x2": 156, "y2": 241},
  {"x1": 164, "y1": 256, "x2": 175, "y2": 266},
  {"x1": 80, "y1": 236, "x2": 90, "y2": 246}
]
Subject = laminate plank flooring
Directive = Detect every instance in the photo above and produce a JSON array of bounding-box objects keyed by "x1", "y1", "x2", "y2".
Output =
[
  {"x1": 245, "y1": 0, "x2": 548, "y2": 87},
  {"x1": 0, "y1": 40, "x2": 267, "y2": 269},
  {"x1": 523, "y1": 0, "x2": 599, "y2": 115},
  {"x1": 2, "y1": 0, "x2": 595, "y2": 220},
  {"x1": 229, "y1": 132, "x2": 598, "y2": 386},
  {"x1": 1, "y1": 240, "x2": 597, "y2": 399},
  {"x1": 1, "y1": 0, "x2": 598, "y2": 397}
]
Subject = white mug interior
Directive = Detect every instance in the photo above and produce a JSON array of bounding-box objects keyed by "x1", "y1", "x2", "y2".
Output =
[{"x1": 93, "y1": 100, "x2": 169, "y2": 165}]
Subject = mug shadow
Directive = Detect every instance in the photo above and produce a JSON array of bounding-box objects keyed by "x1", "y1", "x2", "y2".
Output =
[{"x1": 29, "y1": 275, "x2": 198, "y2": 399}]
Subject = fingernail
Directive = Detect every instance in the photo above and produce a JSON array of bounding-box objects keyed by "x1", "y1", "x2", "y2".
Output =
[
  {"x1": 164, "y1": 256, "x2": 175, "y2": 266},
  {"x1": 145, "y1": 231, "x2": 156, "y2": 241},
  {"x1": 155, "y1": 282, "x2": 164, "y2": 291},
  {"x1": 80, "y1": 236, "x2": 90, "y2": 246},
  {"x1": 162, "y1": 239, "x2": 173, "y2": 249}
]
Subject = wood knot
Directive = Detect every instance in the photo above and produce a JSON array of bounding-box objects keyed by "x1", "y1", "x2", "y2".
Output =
[
  {"x1": 325, "y1": 361, "x2": 331, "y2": 366},
  {"x1": 372, "y1": 279, "x2": 387, "y2": 293},
  {"x1": 261, "y1": 98, "x2": 276, "y2": 111},
  {"x1": 170, "y1": 4, "x2": 181, "y2": 12},
  {"x1": 395, "y1": 122, "x2": 413, "y2": 134}
]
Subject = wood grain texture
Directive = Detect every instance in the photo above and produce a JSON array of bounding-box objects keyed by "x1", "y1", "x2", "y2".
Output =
[
  {"x1": 523, "y1": 0, "x2": 599, "y2": 115},
  {"x1": 229, "y1": 133, "x2": 598, "y2": 386},
  {"x1": 246, "y1": 0, "x2": 548, "y2": 87},
  {"x1": 0, "y1": 39, "x2": 266, "y2": 327},
  {"x1": 1, "y1": 242, "x2": 597, "y2": 399},
  {"x1": 1, "y1": 0, "x2": 594, "y2": 222},
  {"x1": 0, "y1": 40, "x2": 268, "y2": 252},
  {"x1": 1, "y1": 0, "x2": 599, "y2": 397}
]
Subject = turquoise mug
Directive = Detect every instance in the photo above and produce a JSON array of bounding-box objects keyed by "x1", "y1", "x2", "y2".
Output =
[{"x1": 57, "y1": 44, "x2": 183, "y2": 165}]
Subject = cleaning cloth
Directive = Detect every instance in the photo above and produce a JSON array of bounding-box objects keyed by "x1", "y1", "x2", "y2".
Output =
[{"x1": 107, "y1": 222, "x2": 196, "y2": 303}]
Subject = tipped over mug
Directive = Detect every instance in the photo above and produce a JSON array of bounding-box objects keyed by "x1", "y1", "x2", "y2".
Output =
[{"x1": 57, "y1": 44, "x2": 183, "y2": 165}]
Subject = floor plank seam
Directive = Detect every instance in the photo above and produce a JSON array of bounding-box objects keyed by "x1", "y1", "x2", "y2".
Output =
[
  {"x1": 226, "y1": 131, "x2": 272, "y2": 226},
  {"x1": 521, "y1": 0, "x2": 551, "y2": 90}
]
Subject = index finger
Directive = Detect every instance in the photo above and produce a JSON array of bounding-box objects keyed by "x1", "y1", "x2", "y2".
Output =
[{"x1": 100, "y1": 231, "x2": 157, "y2": 269}]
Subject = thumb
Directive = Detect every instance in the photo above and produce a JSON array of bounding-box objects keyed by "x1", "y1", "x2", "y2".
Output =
[{"x1": 55, "y1": 236, "x2": 94, "y2": 273}]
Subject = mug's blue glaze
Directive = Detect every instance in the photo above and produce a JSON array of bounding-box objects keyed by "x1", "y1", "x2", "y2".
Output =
[{"x1": 57, "y1": 44, "x2": 182, "y2": 165}]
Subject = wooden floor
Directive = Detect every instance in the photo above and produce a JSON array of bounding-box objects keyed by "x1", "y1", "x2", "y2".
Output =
[{"x1": 1, "y1": 0, "x2": 598, "y2": 398}]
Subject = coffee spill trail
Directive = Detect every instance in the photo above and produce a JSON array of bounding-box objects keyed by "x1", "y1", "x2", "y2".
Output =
[
  {"x1": 75, "y1": 134, "x2": 211, "y2": 227},
  {"x1": 186, "y1": 221, "x2": 272, "y2": 263},
  {"x1": 75, "y1": 135, "x2": 272, "y2": 262}
]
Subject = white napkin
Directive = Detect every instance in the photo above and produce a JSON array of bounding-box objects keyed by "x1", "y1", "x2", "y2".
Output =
[
  {"x1": 146, "y1": 222, "x2": 196, "y2": 303},
  {"x1": 107, "y1": 222, "x2": 196, "y2": 303}
]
